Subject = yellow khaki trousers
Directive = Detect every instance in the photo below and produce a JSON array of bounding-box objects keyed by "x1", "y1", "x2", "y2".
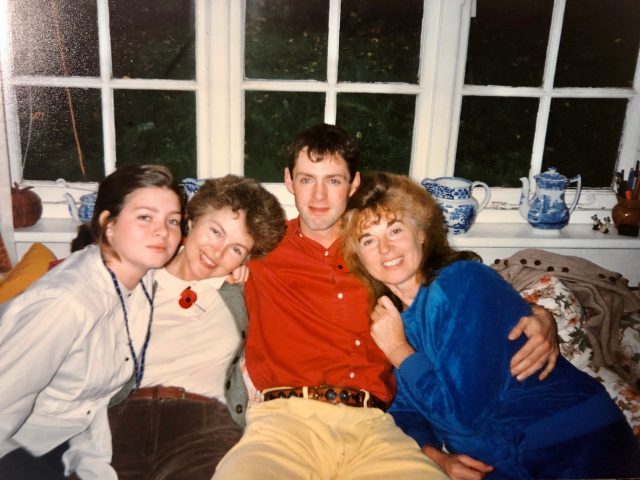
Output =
[{"x1": 212, "y1": 397, "x2": 447, "y2": 480}]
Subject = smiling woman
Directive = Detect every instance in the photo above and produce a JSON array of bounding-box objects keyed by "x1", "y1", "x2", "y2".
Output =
[
  {"x1": 107, "y1": 174, "x2": 287, "y2": 480},
  {"x1": 0, "y1": 164, "x2": 184, "y2": 480},
  {"x1": 342, "y1": 172, "x2": 640, "y2": 479}
]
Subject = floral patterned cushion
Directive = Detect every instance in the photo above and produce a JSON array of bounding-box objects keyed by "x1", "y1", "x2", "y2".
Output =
[
  {"x1": 520, "y1": 275, "x2": 591, "y2": 368},
  {"x1": 583, "y1": 363, "x2": 640, "y2": 438},
  {"x1": 519, "y1": 275, "x2": 640, "y2": 437},
  {"x1": 617, "y1": 310, "x2": 640, "y2": 391}
]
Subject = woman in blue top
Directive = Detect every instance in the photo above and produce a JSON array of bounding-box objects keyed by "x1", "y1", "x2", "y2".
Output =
[{"x1": 342, "y1": 172, "x2": 640, "y2": 480}]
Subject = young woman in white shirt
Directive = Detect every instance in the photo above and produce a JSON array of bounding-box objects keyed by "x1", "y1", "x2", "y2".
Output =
[{"x1": 0, "y1": 164, "x2": 184, "y2": 480}]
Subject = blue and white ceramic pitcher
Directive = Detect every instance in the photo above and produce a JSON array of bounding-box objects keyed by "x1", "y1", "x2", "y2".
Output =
[
  {"x1": 421, "y1": 177, "x2": 491, "y2": 234},
  {"x1": 519, "y1": 167, "x2": 581, "y2": 230}
]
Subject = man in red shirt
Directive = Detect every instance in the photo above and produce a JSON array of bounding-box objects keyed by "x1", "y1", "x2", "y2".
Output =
[{"x1": 213, "y1": 124, "x2": 558, "y2": 479}]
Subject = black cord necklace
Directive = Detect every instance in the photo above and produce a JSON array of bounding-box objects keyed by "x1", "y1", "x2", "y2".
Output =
[{"x1": 105, "y1": 264, "x2": 155, "y2": 389}]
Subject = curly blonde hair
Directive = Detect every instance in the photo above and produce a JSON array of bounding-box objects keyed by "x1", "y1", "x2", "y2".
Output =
[{"x1": 343, "y1": 172, "x2": 480, "y2": 309}]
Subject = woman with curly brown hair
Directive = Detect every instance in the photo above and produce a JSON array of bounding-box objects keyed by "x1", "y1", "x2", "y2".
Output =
[
  {"x1": 342, "y1": 172, "x2": 640, "y2": 480},
  {"x1": 108, "y1": 175, "x2": 287, "y2": 480}
]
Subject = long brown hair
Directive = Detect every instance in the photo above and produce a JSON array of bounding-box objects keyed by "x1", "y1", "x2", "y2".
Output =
[
  {"x1": 343, "y1": 172, "x2": 480, "y2": 310},
  {"x1": 73, "y1": 164, "x2": 183, "y2": 257}
]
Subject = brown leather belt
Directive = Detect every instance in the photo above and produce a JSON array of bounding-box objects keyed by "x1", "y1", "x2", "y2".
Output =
[
  {"x1": 128, "y1": 385, "x2": 212, "y2": 403},
  {"x1": 263, "y1": 385, "x2": 387, "y2": 411}
]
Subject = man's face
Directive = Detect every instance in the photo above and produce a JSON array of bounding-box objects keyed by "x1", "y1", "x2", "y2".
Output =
[{"x1": 284, "y1": 148, "x2": 360, "y2": 244}]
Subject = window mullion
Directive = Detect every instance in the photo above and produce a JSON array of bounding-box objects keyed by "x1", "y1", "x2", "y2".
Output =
[
  {"x1": 541, "y1": 0, "x2": 565, "y2": 91},
  {"x1": 196, "y1": 0, "x2": 213, "y2": 178},
  {"x1": 526, "y1": 0, "x2": 564, "y2": 182},
  {"x1": 97, "y1": 0, "x2": 115, "y2": 176},
  {"x1": 462, "y1": 85, "x2": 635, "y2": 99},
  {"x1": 324, "y1": 0, "x2": 341, "y2": 124},
  {"x1": 0, "y1": 64, "x2": 18, "y2": 264},
  {"x1": 0, "y1": 0, "x2": 23, "y2": 184},
  {"x1": 229, "y1": 0, "x2": 245, "y2": 175},
  {"x1": 428, "y1": 0, "x2": 474, "y2": 178},
  {"x1": 410, "y1": 0, "x2": 440, "y2": 180},
  {"x1": 207, "y1": 0, "x2": 232, "y2": 177},
  {"x1": 2, "y1": 88, "x2": 22, "y2": 184},
  {"x1": 529, "y1": 96, "x2": 551, "y2": 179},
  {"x1": 617, "y1": 97, "x2": 640, "y2": 176},
  {"x1": 617, "y1": 40, "x2": 640, "y2": 175}
]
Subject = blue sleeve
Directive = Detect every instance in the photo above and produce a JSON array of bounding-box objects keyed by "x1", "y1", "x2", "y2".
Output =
[
  {"x1": 389, "y1": 376, "x2": 440, "y2": 448},
  {"x1": 393, "y1": 261, "x2": 531, "y2": 445}
]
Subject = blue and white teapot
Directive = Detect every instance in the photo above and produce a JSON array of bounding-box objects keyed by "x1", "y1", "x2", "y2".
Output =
[
  {"x1": 519, "y1": 167, "x2": 581, "y2": 230},
  {"x1": 64, "y1": 191, "x2": 97, "y2": 223}
]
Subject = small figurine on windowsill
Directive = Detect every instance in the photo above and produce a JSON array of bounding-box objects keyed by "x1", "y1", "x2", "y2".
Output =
[
  {"x1": 598, "y1": 216, "x2": 611, "y2": 234},
  {"x1": 590, "y1": 214, "x2": 610, "y2": 234}
]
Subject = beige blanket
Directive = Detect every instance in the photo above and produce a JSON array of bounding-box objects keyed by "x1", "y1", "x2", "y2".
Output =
[{"x1": 492, "y1": 249, "x2": 640, "y2": 380}]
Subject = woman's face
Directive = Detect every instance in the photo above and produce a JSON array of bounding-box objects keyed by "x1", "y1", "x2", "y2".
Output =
[
  {"x1": 356, "y1": 213, "x2": 425, "y2": 294},
  {"x1": 181, "y1": 206, "x2": 255, "y2": 280},
  {"x1": 104, "y1": 186, "x2": 182, "y2": 287}
]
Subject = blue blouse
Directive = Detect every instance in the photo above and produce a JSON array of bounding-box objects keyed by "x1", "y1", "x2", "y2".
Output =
[{"x1": 390, "y1": 260, "x2": 636, "y2": 478}]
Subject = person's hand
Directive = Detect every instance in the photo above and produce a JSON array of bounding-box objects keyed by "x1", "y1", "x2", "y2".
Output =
[
  {"x1": 370, "y1": 295, "x2": 415, "y2": 368},
  {"x1": 508, "y1": 305, "x2": 559, "y2": 381},
  {"x1": 422, "y1": 445, "x2": 494, "y2": 480},
  {"x1": 226, "y1": 264, "x2": 249, "y2": 284}
]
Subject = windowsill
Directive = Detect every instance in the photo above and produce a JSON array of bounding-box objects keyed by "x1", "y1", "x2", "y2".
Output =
[
  {"x1": 13, "y1": 218, "x2": 80, "y2": 243},
  {"x1": 11, "y1": 217, "x2": 640, "y2": 285},
  {"x1": 448, "y1": 222, "x2": 640, "y2": 249},
  {"x1": 13, "y1": 217, "x2": 640, "y2": 248}
]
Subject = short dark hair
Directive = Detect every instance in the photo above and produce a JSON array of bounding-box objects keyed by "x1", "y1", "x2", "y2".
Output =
[
  {"x1": 286, "y1": 123, "x2": 360, "y2": 182},
  {"x1": 187, "y1": 175, "x2": 287, "y2": 259}
]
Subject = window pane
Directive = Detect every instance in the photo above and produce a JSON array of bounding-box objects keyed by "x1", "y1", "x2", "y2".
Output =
[
  {"x1": 9, "y1": 0, "x2": 99, "y2": 77},
  {"x1": 18, "y1": 86, "x2": 104, "y2": 182},
  {"x1": 336, "y1": 93, "x2": 415, "y2": 174},
  {"x1": 543, "y1": 99, "x2": 627, "y2": 188},
  {"x1": 114, "y1": 90, "x2": 196, "y2": 180},
  {"x1": 245, "y1": 0, "x2": 328, "y2": 80},
  {"x1": 244, "y1": 91, "x2": 325, "y2": 182},
  {"x1": 338, "y1": 0, "x2": 422, "y2": 83},
  {"x1": 110, "y1": 0, "x2": 195, "y2": 80},
  {"x1": 555, "y1": 0, "x2": 640, "y2": 88},
  {"x1": 465, "y1": 0, "x2": 553, "y2": 87},
  {"x1": 455, "y1": 96, "x2": 537, "y2": 186}
]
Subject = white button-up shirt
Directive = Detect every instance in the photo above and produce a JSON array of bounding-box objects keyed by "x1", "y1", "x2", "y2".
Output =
[{"x1": 0, "y1": 245, "x2": 154, "y2": 479}]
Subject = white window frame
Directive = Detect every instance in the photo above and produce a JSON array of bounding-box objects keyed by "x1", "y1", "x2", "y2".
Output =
[
  {"x1": 1, "y1": 0, "x2": 639, "y2": 264},
  {"x1": 227, "y1": 0, "x2": 441, "y2": 216},
  {"x1": 448, "y1": 0, "x2": 640, "y2": 222},
  {"x1": 0, "y1": 0, "x2": 220, "y2": 215}
]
